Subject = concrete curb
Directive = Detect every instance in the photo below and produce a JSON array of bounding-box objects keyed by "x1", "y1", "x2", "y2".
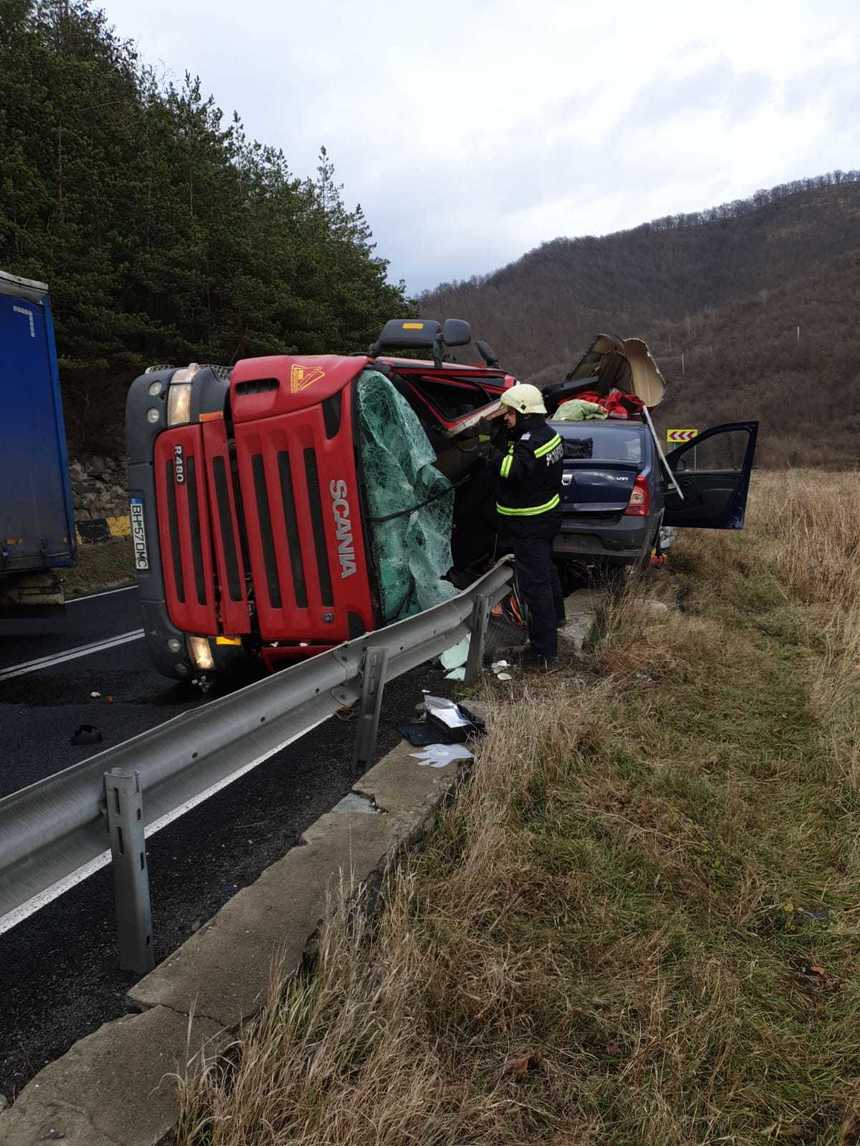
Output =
[{"x1": 0, "y1": 729, "x2": 472, "y2": 1145}]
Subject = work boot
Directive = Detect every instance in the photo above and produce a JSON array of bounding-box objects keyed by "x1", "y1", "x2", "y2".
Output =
[{"x1": 521, "y1": 648, "x2": 559, "y2": 671}]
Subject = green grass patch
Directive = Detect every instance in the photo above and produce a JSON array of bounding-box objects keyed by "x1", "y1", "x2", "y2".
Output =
[{"x1": 62, "y1": 537, "x2": 134, "y2": 599}]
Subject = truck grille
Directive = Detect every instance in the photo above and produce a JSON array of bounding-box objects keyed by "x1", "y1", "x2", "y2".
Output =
[
  {"x1": 231, "y1": 394, "x2": 374, "y2": 644},
  {"x1": 276, "y1": 452, "x2": 307, "y2": 608},
  {"x1": 154, "y1": 426, "x2": 218, "y2": 634},
  {"x1": 247, "y1": 447, "x2": 333, "y2": 614}
]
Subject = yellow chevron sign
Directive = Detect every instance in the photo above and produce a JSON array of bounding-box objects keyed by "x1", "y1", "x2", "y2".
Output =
[{"x1": 667, "y1": 428, "x2": 699, "y2": 444}]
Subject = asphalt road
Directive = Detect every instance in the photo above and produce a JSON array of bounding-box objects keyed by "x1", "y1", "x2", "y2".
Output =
[{"x1": 0, "y1": 586, "x2": 453, "y2": 1101}]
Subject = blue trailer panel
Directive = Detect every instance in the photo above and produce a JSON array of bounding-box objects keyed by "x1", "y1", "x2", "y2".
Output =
[{"x1": 0, "y1": 271, "x2": 75, "y2": 581}]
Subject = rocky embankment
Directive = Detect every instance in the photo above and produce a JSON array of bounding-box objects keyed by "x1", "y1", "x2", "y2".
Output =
[{"x1": 69, "y1": 457, "x2": 128, "y2": 522}]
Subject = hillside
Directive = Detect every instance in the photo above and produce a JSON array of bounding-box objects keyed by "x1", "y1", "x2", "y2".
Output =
[{"x1": 421, "y1": 176, "x2": 860, "y2": 465}]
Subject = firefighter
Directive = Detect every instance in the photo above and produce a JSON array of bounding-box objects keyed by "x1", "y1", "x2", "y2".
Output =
[{"x1": 495, "y1": 383, "x2": 565, "y2": 665}]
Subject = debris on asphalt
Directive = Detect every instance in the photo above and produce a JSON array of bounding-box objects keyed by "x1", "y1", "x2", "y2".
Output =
[
  {"x1": 89, "y1": 690, "x2": 101, "y2": 698},
  {"x1": 70, "y1": 723, "x2": 102, "y2": 746}
]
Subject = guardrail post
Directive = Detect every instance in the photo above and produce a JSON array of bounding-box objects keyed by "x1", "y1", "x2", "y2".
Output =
[
  {"x1": 352, "y1": 647, "x2": 389, "y2": 775},
  {"x1": 105, "y1": 769, "x2": 155, "y2": 974},
  {"x1": 464, "y1": 591, "x2": 492, "y2": 685}
]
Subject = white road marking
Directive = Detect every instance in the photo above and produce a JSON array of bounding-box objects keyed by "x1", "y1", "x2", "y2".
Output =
[
  {"x1": 67, "y1": 584, "x2": 138, "y2": 604},
  {"x1": 0, "y1": 716, "x2": 330, "y2": 937},
  {"x1": 0, "y1": 629, "x2": 145, "y2": 681}
]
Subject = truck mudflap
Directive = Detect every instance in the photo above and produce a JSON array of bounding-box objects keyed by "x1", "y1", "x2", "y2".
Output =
[{"x1": 232, "y1": 383, "x2": 376, "y2": 643}]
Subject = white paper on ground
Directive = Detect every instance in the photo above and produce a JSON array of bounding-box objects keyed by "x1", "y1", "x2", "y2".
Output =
[
  {"x1": 496, "y1": 672, "x2": 512, "y2": 680},
  {"x1": 411, "y1": 743, "x2": 474, "y2": 768},
  {"x1": 490, "y1": 660, "x2": 509, "y2": 671},
  {"x1": 440, "y1": 634, "x2": 470, "y2": 670},
  {"x1": 444, "y1": 667, "x2": 466, "y2": 681},
  {"x1": 423, "y1": 694, "x2": 470, "y2": 728}
]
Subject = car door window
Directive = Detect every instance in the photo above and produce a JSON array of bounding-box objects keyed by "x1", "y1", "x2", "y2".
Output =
[{"x1": 674, "y1": 430, "x2": 751, "y2": 473}]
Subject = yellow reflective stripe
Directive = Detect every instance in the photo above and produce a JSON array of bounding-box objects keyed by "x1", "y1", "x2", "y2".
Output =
[
  {"x1": 499, "y1": 454, "x2": 513, "y2": 478},
  {"x1": 533, "y1": 433, "x2": 562, "y2": 459},
  {"x1": 496, "y1": 493, "x2": 560, "y2": 517}
]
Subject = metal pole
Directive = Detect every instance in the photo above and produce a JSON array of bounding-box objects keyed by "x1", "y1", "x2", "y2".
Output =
[
  {"x1": 105, "y1": 769, "x2": 155, "y2": 974},
  {"x1": 643, "y1": 406, "x2": 684, "y2": 499},
  {"x1": 352, "y1": 648, "x2": 389, "y2": 775},
  {"x1": 464, "y1": 591, "x2": 492, "y2": 685}
]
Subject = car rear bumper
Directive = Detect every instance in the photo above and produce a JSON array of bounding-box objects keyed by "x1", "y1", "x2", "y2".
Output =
[{"x1": 553, "y1": 514, "x2": 654, "y2": 564}]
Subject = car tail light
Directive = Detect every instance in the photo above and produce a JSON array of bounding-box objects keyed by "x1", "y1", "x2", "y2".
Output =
[{"x1": 624, "y1": 474, "x2": 650, "y2": 517}]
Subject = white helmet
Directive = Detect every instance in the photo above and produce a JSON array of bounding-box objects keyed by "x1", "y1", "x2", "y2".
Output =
[{"x1": 499, "y1": 382, "x2": 547, "y2": 416}]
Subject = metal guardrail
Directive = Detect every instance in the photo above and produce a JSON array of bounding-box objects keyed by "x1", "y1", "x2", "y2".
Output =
[{"x1": 0, "y1": 558, "x2": 513, "y2": 970}]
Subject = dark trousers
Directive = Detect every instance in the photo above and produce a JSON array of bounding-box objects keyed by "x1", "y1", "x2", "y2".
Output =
[{"x1": 512, "y1": 535, "x2": 565, "y2": 658}]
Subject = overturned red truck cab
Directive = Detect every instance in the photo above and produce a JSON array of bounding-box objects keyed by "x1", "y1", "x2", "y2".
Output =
[{"x1": 127, "y1": 319, "x2": 514, "y2": 679}]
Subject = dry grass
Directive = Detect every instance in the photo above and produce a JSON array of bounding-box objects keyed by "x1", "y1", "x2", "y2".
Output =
[
  {"x1": 176, "y1": 470, "x2": 860, "y2": 1146},
  {"x1": 61, "y1": 536, "x2": 134, "y2": 598}
]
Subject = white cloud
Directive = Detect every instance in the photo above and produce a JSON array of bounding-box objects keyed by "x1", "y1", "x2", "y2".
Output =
[{"x1": 101, "y1": 0, "x2": 860, "y2": 292}]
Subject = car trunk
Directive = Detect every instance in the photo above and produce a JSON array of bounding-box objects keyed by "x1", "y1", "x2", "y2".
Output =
[
  {"x1": 552, "y1": 421, "x2": 645, "y2": 519},
  {"x1": 560, "y1": 460, "x2": 640, "y2": 516}
]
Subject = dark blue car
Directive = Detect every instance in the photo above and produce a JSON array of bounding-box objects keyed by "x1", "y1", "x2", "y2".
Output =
[{"x1": 548, "y1": 416, "x2": 758, "y2": 570}]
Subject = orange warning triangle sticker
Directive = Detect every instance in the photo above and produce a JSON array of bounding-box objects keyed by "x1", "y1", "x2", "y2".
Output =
[{"x1": 290, "y1": 364, "x2": 326, "y2": 394}]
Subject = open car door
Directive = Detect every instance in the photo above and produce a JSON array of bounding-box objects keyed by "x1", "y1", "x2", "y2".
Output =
[{"x1": 663, "y1": 421, "x2": 758, "y2": 529}]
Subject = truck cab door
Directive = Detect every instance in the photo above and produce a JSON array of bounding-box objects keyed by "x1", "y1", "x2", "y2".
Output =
[{"x1": 662, "y1": 422, "x2": 758, "y2": 529}]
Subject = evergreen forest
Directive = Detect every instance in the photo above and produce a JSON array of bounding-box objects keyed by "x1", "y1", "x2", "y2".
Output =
[{"x1": 0, "y1": 0, "x2": 408, "y2": 452}]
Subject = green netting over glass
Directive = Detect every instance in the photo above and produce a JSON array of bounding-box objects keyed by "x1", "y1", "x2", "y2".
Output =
[{"x1": 356, "y1": 369, "x2": 456, "y2": 622}]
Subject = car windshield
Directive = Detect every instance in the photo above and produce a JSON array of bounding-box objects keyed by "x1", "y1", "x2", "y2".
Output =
[{"x1": 553, "y1": 424, "x2": 644, "y2": 464}]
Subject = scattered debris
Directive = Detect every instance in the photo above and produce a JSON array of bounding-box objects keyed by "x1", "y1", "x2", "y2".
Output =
[
  {"x1": 496, "y1": 672, "x2": 512, "y2": 681},
  {"x1": 89, "y1": 690, "x2": 101, "y2": 698},
  {"x1": 444, "y1": 666, "x2": 466, "y2": 681},
  {"x1": 440, "y1": 635, "x2": 470, "y2": 671},
  {"x1": 70, "y1": 723, "x2": 102, "y2": 746},
  {"x1": 424, "y1": 694, "x2": 470, "y2": 730},
  {"x1": 398, "y1": 721, "x2": 441, "y2": 748},
  {"x1": 792, "y1": 957, "x2": 840, "y2": 993},
  {"x1": 501, "y1": 1051, "x2": 542, "y2": 1079},
  {"x1": 411, "y1": 744, "x2": 473, "y2": 768}
]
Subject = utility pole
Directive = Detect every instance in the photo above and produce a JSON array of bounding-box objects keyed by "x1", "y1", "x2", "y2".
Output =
[
  {"x1": 681, "y1": 350, "x2": 685, "y2": 375},
  {"x1": 796, "y1": 324, "x2": 801, "y2": 346}
]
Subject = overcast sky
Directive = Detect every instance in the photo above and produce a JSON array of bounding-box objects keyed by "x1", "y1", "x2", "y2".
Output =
[{"x1": 101, "y1": 0, "x2": 860, "y2": 294}]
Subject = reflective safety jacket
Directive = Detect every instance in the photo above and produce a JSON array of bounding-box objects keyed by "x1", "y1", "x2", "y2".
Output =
[{"x1": 496, "y1": 417, "x2": 563, "y2": 535}]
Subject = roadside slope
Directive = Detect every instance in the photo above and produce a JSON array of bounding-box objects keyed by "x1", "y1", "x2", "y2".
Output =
[{"x1": 176, "y1": 470, "x2": 860, "y2": 1145}]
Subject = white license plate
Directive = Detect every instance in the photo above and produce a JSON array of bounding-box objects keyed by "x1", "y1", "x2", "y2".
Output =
[{"x1": 129, "y1": 496, "x2": 149, "y2": 571}]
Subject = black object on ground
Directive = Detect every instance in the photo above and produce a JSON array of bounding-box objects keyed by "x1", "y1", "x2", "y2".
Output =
[{"x1": 70, "y1": 723, "x2": 102, "y2": 745}]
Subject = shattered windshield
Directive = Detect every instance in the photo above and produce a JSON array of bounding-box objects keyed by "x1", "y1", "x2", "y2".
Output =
[{"x1": 356, "y1": 370, "x2": 457, "y2": 622}]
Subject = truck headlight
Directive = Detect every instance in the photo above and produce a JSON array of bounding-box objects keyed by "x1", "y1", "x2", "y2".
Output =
[
  {"x1": 167, "y1": 364, "x2": 201, "y2": 426},
  {"x1": 167, "y1": 382, "x2": 192, "y2": 426},
  {"x1": 187, "y1": 635, "x2": 215, "y2": 670}
]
